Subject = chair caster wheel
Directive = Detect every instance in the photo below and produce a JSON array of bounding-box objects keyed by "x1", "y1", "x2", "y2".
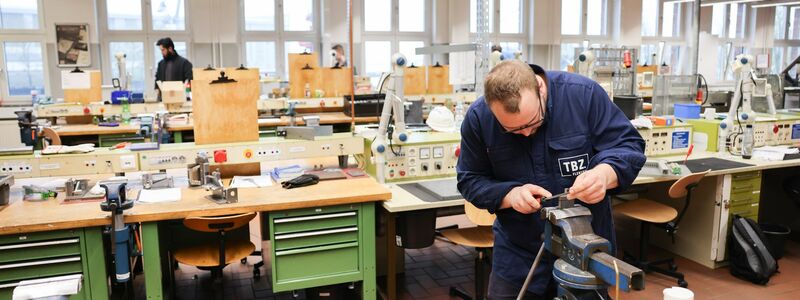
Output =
[
  {"x1": 241, "y1": 258, "x2": 247, "y2": 264},
  {"x1": 678, "y1": 279, "x2": 688, "y2": 288},
  {"x1": 253, "y1": 269, "x2": 261, "y2": 279}
]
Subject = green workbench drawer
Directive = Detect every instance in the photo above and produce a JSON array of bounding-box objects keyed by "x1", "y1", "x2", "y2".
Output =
[
  {"x1": 274, "y1": 242, "x2": 360, "y2": 282},
  {"x1": 273, "y1": 211, "x2": 359, "y2": 234},
  {"x1": 730, "y1": 190, "x2": 760, "y2": 206},
  {"x1": 0, "y1": 256, "x2": 83, "y2": 283},
  {"x1": 0, "y1": 238, "x2": 82, "y2": 264},
  {"x1": 273, "y1": 227, "x2": 359, "y2": 251}
]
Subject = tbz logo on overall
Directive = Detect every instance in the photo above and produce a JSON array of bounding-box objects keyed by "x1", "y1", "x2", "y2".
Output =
[{"x1": 558, "y1": 154, "x2": 589, "y2": 177}]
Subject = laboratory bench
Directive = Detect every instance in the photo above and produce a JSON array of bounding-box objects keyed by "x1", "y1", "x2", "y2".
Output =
[
  {"x1": 376, "y1": 150, "x2": 800, "y2": 299},
  {"x1": 0, "y1": 176, "x2": 391, "y2": 300}
]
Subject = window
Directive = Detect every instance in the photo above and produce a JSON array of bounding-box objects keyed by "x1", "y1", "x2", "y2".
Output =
[
  {"x1": 499, "y1": 0, "x2": 521, "y2": 34},
  {"x1": 365, "y1": 0, "x2": 391, "y2": 32},
  {"x1": 790, "y1": 7, "x2": 800, "y2": 40},
  {"x1": 398, "y1": 41, "x2": 424, "y2": 67},
  {"x1": 560, "y1": 43, "x2": 581, "y2": 71},
  {"x1": 399, "y1": 0, "x2": 424, "y2": 32},
  {"x1": 640, "y1": 44, "x2": 657, "y2": 65},
  {"x1": 771, "y1": 47, "x2": 784, "y2": 75},
  {"x1": 561, "y1": 0, "x2": 581, "y2": 35},
  {"x1": 727, "y1": 3, "x2": 745, "y2": 39},
  {"x1": 585, "y1": 0, "x2": 606, "y2": 36},
  {"x1": 245, "y1": 42, "x2": 277, "y2": 75},
  {"x1": 661, "y1": 2, "x2": 680, "y2": 38},
  {"x1": 0, "y1": 0, "x2": 39, "y2": 30},
  {"x1": 470, "y1": 0, "x2": 494, "y2": 33},
  {"x1": 364, "y1": 41, "x2": 391, "y2": 86},
  {"x1": 3, "y1": 41, "x2": 44, "y2": 97},
  {"x1": 641, "y1": 0, "x2": 658, "y2": 37},
  {"x1": 242, "y1": 0, "x2": 318, "y2": 80},
  {"x1": 243, "y1": 0, "x2": 275, "y2": 31},
  {"x1": 151, "y1": 0, "x2": 185, "y2": 31},
  {"x1": 710, "y1": 3, "x2": 746, "y2": 39},
  {"x1": 361, "y1": 0, "x2": 430, "y2": 86},
  {"x1": 283, "y1": 0, "x2": 313, "y2": 31},
  {"x1": 775, "y1": 5, "x2": 787, "y2": 40},
  {"x1": 100, "y1": 0, "x2": 191, "y2": 94},
  {"x1": 107, "y1": 0, "x2": 143, "y2": 30},
  {"x1": 109, "y1": 42, "x2": 145, "y2": 92},
  {"x1": 711, "y1": 4, "x2": 725, "y2": 36}
]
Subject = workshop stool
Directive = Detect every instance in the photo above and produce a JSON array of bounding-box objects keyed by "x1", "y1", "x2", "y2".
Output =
[
  {"x1": 439, "y1": 201, "x2": 495, "y2": 300},
  {"x1": 173, "y1": 212, "x2": 258, "y2": 296},
  {"x1": 615, "y1": 170, "x2": 709, "y2": 288}
]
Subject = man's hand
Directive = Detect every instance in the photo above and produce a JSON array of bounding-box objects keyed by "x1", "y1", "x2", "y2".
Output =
[
  {"x1": 568, "y1": 164, "x2": 618, "y2": 204},
  {"x1": 501, "y1": 184, "x2": 552, "y2": 214}
]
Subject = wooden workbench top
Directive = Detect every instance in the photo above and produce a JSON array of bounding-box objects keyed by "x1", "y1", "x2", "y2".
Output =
[
  {"x1": 53, "y1": 124, "x2": 141, "y2": 136},
  {"x1": 167, "y1": 113, "x2": 379, "y2": 131},
  {"x1": 0, "y1": 177, "x2": 391, "y2": 235}
]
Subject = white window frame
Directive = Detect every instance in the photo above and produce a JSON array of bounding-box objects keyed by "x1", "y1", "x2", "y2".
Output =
[
  {"x1": 98, "y1": 0, "x2": 192, "y2": 96},
  {"x1": 641, "y1": 1, "x2": 691, "y2": 74},
  {"x1": 559, "y1": 0, "x2": 613, "y2": 70},
  {"x1": 560, "y1": 0, "x2": 612, "y2": 49},
  {"x1": 710, "y1": 3, "x2": 751, "y2": 81},
  {"x1": 0, "y1": 0, "x2": 47, "y2": 105},
  {"x1": 361, "y1": 0, "x2": 432, "y2": 70},
  {"x1": 240, "y1": 0, "x2": 321, "y2": 79},
  {"x1": 469, "y1": 0, "x2": 530, "y2": 61},
  {"x1": 773, "y1": 5, "x2": 800, "y2": 75}
]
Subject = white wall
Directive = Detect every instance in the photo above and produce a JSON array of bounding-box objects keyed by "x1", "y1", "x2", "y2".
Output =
[{"x1": 43, "y1": 0, "x2": 98, "y2": 43}]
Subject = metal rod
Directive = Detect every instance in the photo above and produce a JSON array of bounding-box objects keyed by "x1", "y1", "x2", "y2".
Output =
[{"x1": 517, "y1": 243, "x2": 545, "y2": 300}]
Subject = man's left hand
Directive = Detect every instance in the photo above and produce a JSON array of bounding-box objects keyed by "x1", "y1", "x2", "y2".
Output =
[{"x1": 567, "y1": 164, "x2": 618, "y2": 204}]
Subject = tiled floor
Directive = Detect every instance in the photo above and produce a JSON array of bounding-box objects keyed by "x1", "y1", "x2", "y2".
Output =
[{"x1": 131, "y1": 215, "x2": 800, "y2": 299}]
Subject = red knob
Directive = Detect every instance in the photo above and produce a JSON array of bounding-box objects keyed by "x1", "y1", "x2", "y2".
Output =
[
  {"x1": 213, "y1": 150, "x2": 228, "y2": 163},
  {"x1": 773, "y1": 125, "x2": 780, "y2": 134},
  {"x1": 83, "y1": 107, "x2": 90, "y2": 115},
  {"x1": 454, "y1": 146, "x2": 461, "y2": 157},
  {"x1": 399, "y1": 170, "x2": 406, "y2": 176}
]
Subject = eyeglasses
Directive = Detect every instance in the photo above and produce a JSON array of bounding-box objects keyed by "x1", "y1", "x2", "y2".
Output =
[{"x1": 501, "y1": 95, "x2": 546, "y2": 134}]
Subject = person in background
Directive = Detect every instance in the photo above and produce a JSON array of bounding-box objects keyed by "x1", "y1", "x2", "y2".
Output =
[
  {"x1": 331, "y1": 44, "x2": 348, "y2": 68},
  {"x1": 155, "y1": 37, "x2": 193, "y2": 101}
]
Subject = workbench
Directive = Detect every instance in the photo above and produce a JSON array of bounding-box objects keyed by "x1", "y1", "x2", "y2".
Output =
[
  {"x1": 378, "y1": 150, "x2": 800, "y2": 299},
  {"x1": 0, "y1": 177, "x2": 392, "y2": 299},
  {"x1": 47, "y1": 113, "x2": 379, "y2": 145}
]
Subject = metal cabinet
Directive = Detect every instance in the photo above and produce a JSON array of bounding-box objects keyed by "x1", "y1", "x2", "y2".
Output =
[
  {"x1": 268, "y1": 203, "x2": 376, "y2": 298},
  {"x1": 0, "y1": 228, "x2": 108, "y2": 299}
]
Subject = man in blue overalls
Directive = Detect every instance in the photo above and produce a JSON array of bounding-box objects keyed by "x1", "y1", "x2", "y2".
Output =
[{"x1": 457, "y1": 60, "x2": 646, "y2": 299}]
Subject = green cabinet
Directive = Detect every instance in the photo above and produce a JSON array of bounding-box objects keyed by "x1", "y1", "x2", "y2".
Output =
[
  {"x1": 268, "y1": 203, "x2": 376, "y2": 297},
  {"x1": 0, "y1": 228, "x2": 109, "y2": 300}
]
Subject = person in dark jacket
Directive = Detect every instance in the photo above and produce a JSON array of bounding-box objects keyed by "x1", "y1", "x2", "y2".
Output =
[
  {"x1": 456, "y1": 60, "x2": 646, "y2": 299},
  {"x1": 155, "y1": 37, "x2": 192, "y2": 100}
]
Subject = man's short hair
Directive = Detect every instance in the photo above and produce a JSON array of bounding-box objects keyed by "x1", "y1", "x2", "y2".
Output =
[
  {"x1": 331, "y1": 44, "x2": 344, "y2": 51},
  {"x1": 484, "y1": 60, "x2": 539, "y2": 113},
  {"x1": 156, "y1": 37, "x2": 175, "y2": 50}
]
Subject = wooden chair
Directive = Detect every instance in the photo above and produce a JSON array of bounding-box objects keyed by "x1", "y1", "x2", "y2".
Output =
[
  {"x1": 440, "y1": 201, "x2": 495, "y2": 300},
  {"x1": 40, "y1": 127, "x2": 61, "y2": 146},
  {"x1": 173, "y1": 212, "x2": 257, "y2": 294},
  {"x1": 615, "y1": 170, "x2": 709, "y2": 288}
]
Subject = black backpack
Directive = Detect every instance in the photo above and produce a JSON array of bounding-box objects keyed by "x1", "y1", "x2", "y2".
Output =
[{"x1": 728, "y1": 215, "x2": 778, "y2": 285}]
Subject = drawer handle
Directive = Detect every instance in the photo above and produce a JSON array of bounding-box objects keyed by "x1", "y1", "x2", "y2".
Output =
[
  {"x1": 731, "y1": 185, "x2": 754, "y2": 192},
  {"x1": 274, "y1": 212, "x2": 357, "y2": 224},
  {"x1": 0, "y1": 238, "x2": 79, "y2": 251},
  {"x1": 0, "y1": 273, "x2": 82, "y2": 289},
  {"x1": 275, "y1": 241, "x2": 358, "y2": 256},
  {"x1": 275, "y1": 227, "x2": 358, "y2": 240},
  {"x1": 0, "y1": 256, "x2": 80, "y2": 270}
]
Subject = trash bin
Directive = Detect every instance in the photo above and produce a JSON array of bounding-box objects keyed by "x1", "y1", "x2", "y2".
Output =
[
  {"x1": 395, "y1": 209, "x2": 437, "y2": 249},
  {"x1": 759, "y1": 223, "x2": 791, "y2": 259}
]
